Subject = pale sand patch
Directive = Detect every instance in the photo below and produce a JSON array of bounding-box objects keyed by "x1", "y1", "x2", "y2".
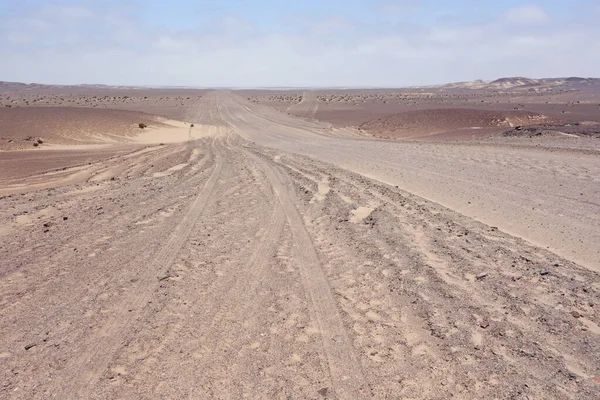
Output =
[
  {"x1": 133, "y1": 119, "x2": 221, "y2": 144},
  {"x1": 349, "y1": 206, "x2": 374, "y2": 223}
]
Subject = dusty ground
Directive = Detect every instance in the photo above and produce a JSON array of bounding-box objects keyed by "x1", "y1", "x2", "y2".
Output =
[{"x1": 0, "y1": 84, "x2": 599, "y2": 399}]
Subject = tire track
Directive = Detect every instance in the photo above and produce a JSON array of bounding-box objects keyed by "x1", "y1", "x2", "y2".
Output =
[
  {"x1": 44, "y1": 138, "x2": 225, "y2": 398},
  {"x1": 243, "y1": 147, "x2": 369, "y2": 400}
]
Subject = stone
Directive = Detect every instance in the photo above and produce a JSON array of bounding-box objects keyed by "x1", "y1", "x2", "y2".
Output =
[{"x1": 476, "y1": 272, "x2": 488, "y2": 280}]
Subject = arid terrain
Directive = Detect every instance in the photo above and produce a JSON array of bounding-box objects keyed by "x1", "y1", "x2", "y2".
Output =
[{"x1": 1, "y1": 78, "x2": 599, "y2": 399}]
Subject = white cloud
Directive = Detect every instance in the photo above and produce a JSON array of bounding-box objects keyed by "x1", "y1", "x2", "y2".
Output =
[
  {"x1": 0, "y1": 2, "x2": 598, "y2": 86},
  {"x1": 502, "y1": 5, "x2": 550, "y2": 25}
]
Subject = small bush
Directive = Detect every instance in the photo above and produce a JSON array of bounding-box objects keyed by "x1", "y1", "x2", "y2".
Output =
[
  {"x1": 139, "y1": 123, "x2": 147, "y2": 129},
  {"x1": 190, "y1": 123, "x2": 194, "y2": 127}
]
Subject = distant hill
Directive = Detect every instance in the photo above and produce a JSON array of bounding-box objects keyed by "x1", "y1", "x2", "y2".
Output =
[
  {"x1": 420, "y1": 77, "x2": 600, "y2": 91},
  {"x1": 0, "y1": 81, "x2": 137, "y2": 94}
]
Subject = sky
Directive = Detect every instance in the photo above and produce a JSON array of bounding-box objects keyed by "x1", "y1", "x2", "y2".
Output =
[{"x1": 1, "y1": 0, "x2": 599, "y2": 87}]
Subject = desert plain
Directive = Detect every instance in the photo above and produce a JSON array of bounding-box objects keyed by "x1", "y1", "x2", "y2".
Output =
[{"x1": 1, "y1": 78, "x2": 599, "y2": 399}]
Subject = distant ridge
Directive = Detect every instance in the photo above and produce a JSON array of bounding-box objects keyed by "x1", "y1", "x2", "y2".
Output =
[
  {"x1": 419, "y1": 77, "x2": 600, "y2": 91},
  {"x1": 2, "y1": 77, "x2": 600, "y2": 93}
]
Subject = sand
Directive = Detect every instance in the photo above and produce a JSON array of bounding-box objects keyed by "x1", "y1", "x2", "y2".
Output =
[{"x1": 0, "y1": 84, "x2": 599, "y2": 399}]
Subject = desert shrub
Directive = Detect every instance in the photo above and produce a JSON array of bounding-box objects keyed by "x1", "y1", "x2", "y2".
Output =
[
  {"x1": 190, "y1": 123, "x2": 194, "y2": 127},
  {"x1": 139, "y1": 123, "x2": 147, "y2": 129}
]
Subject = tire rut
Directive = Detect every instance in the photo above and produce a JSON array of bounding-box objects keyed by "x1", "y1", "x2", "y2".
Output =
[
  {"x1": 243, "y1": 146, "x2": 370, "y2": 399},
  {"x1": 44, "y1": 138, "x2": 225, "y2": 397}
]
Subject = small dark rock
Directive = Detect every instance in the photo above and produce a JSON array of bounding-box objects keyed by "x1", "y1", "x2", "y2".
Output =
[
  {"x1": 539, "y1": 269, "x2": 549, "y2": 276},
  {"x1": 480, "y1": 321, "x2": 490, "y2": 329},
  {"x1": 571, "y1": 311, "x2": 582, "y2": 319},
  {"x1": 24, "y1": 344, "x2": 36, "y2": 351},
  {"x1": 476, "y1": 272, "x2": 488, "y2": 280},
  {"x1": 63, "y1": 217, "x2": 68, "y2": 221},
  {"x1": 318, "y1": 387, "x2": 329, "y2": 397}
]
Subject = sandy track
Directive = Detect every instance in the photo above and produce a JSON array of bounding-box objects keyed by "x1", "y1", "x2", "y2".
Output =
[
  {"x1": 218, "y1": 92, "x2": 600, "y2": 271},
  {"x1": 0, "y1": 91, "x2": 599, "y2": 399}
]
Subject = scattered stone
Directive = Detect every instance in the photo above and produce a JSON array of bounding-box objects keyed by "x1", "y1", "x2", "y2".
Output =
[
  {"x1": 476, "y1": 272, "x2": 488, "y2": 280},
  {"x1": 332, "y1": 335, "x2": 343, "y2": 342},
  {"x1": 480, "y1": 321, "x2": 490, "y2": 329},
  {"x1": 318, "y1": 387, "x2": 329, "y2": 397},
  {"x1": 568, "y1": 372, "x2": 580, "y2": 380},
  {"x1": 24, "y1": 344, "x2": 36, "y2": 351},
  {"x1": 158, "y1": 274, "x2": 171, "y2": 281},
  {"x1": 539, "y1": 269, "x2": 549, "y2": 276},
  {"x1": 43, "y1": 222, "x2": 51, "y2": 228},
  {"x1": 63, "y1": 217, "x2": 68, "y2": 221},
  {"x1": 571, "y1": 311, "x2": 582, "y2": 319},
  {"x1": 520, "y1": 348, "x2": 536, "y2": 358}
]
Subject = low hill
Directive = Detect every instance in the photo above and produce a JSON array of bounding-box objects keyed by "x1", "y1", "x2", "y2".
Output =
[
  {"x1": 0, "y1": 107, "x2": 170, "y2": 150},
  {"x1": 359, "y1": 108, "x2": 548, "y2": 139}
]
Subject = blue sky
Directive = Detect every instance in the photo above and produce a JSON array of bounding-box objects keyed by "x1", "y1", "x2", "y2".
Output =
[{"x1": 1, "y1": 0, "x2": 599, "y2": 86}]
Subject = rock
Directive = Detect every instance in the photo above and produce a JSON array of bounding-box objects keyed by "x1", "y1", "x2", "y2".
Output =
[
  {"x1": 480, "y1": 321, "x2": 490, "y2": 329},
  {"x1": 539, "y1": 269, "x2": 549, "y2": 276},
  {"x1": 24, "y1": 344, "x2": 36, "y2": 351},
  {"x1": 63, "y1": 217, "x2": 68, "y2": 221},
  {"x1": 476, "y1": 272, "x2": 488, "y2": 280},
  {"x1": 332, "y1": 335, "x2": 343, "y2": 342},
  {"x1": 157, "y1": 274, "x2": 171, "y2": 281},
  {"x1": 571, "y1": 311, "x2": 582, "y2": 319},
  {"x1": 318, "y1": 387, "x2": 329, "y2": 397}
]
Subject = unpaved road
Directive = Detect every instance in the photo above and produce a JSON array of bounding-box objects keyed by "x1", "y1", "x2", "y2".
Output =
[{"x1": 1, "y1": 92, "x2": 599, "y2": 399}]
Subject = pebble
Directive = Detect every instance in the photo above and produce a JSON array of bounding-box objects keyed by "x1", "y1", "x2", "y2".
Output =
[
  {"x1": 539, "y1": 269, "x2": 549, "y2": 276},
  {"x1": 318, "y1": 387, "x2": 329, "y2": 397},
  {"x1": 571, "y1": 311, "x2": 582, "y2": 319},
  {"x1": 24, "y1": 344, "x2": 36, "y2": 351},
  {"x1": 476, "y1": 272, "x2": 488, "y2": 280}
]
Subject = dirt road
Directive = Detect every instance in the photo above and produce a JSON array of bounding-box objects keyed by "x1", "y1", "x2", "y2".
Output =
[{"x1": 1, "y1": 92, "x2": 599, "y2": 399}]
